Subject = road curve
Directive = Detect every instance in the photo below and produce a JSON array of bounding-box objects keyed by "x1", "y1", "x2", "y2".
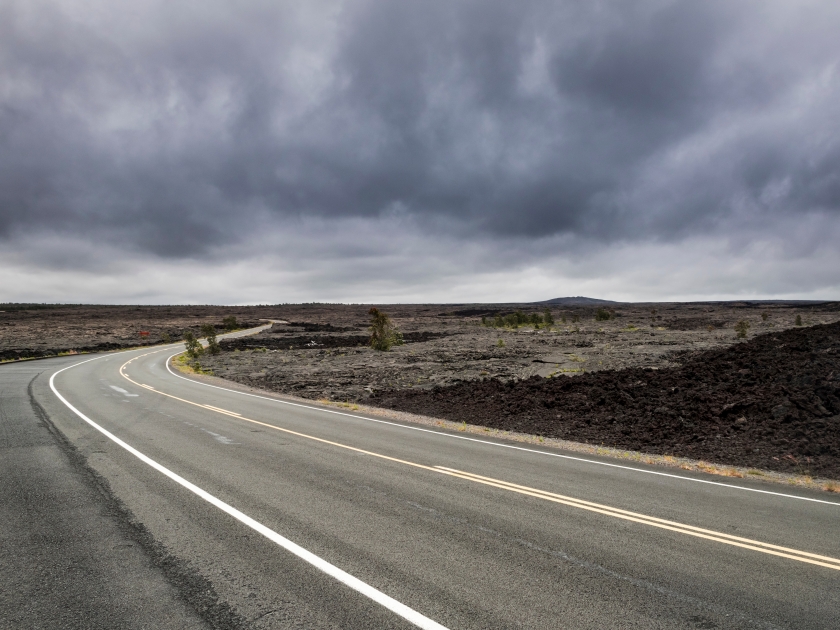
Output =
[{"x1": 6, "y1": 335, "x2": 840, "y2": 628}]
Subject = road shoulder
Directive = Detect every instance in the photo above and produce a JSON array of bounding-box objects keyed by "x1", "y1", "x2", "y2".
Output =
[{"x1": 0, "y1": 364, "x2": 238, "y2": 629}]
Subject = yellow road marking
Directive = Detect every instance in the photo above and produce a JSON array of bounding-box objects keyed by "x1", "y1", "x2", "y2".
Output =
[
  {"x1": 120, "y1": 352, "x2": 840, "y2": 571},
  {"x1": 204, "y1": 405, "x2": 241, "y2": 416},
  {"x1": 435, "y1": 467, "x2": 840, "y2": 570}
]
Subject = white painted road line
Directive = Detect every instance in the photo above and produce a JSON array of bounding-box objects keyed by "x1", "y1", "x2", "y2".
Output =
[
  {"x1": 162, "y1": 352, "x2": 840, "y2": 507},
  {"x1": 50, "y1": 356, "x2": 449, "y2": 630},
  {"x1": 109, "y1": 385, "x2": 138, "y2": 397}
]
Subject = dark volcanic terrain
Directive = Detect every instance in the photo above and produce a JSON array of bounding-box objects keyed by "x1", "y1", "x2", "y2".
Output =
[
  {"x1": 0, "y1": 304, "x2": 277, "y2": 362},
  {"x1": 372, "y1": 320, "x2": 840, "y2": 479},
  {"x1": 195, "y1": 301, "x2": 840, "y2": 479},
  {"x1": 4, "y1": 301, "x2": 840, "y2": 479}
]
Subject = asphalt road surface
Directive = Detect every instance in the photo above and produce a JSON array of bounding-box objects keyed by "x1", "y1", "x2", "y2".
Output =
[{"x1": 3, "y1": 332, "x2": 839, "y2": 629}]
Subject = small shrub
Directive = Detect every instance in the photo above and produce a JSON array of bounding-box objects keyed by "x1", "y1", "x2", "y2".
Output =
[
  {"x1": 761, "y1": 313, "x2": 768, "y2": 322},
  {"x1": 529, "y1": 312, "x2": 544, "y2": 327},
  {"x1": 201, "y1": 323, "x2": 221, "y2": 354},
  {"x1": 161, "y1": 332, "x2": 172, "y2": 344},
  {"x1": 369, "y1": 307, "x2": 403, "y2": 351},
  {"x1": 183, "y1": 331, "x2": 204, "y2": 359},
  {"x1": 497, "y1": 338, "x2": 505, "y2": 347},
  {"x1": 734, "y1": 320, "x2": 750, "y2": 338},
  {"x1": 571, "y1": 314, "x2": 580, "y2": 323},
  {"x1": 222, "y1": 315, "x2": 238, "y2": 331},
  {"x1": 795, "y1": 314, "x2": 802, "y2": 326},
  {"x1": 595, "y1": 308, "x2": 611, "y2": 321},
  {"x1": 543, "y1": 308, "x2": 554, "y2": 326}
]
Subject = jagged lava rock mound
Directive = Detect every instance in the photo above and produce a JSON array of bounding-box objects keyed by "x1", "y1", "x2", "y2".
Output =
[{"x1": 371, "y1": 321, "x2": 840, "y2": 478}]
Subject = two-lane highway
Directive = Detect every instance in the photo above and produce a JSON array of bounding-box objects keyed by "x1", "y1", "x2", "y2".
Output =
[{"x1": 13, "y1": 338, "x2": 840, "y2": 628}]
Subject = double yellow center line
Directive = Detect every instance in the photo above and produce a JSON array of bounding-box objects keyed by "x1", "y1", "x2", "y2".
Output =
[{"x1": 121, "y1": 353, "x2": 840, "y2": 571}]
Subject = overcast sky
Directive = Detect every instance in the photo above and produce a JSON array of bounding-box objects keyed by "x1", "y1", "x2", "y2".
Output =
[{"x1": 2, "y1": 0, "x2": 839, "y2": 304}]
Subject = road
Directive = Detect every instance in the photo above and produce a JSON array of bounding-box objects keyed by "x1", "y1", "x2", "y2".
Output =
[{"x1": 3, "y1": 332, "x2": 840, "y2": 629}]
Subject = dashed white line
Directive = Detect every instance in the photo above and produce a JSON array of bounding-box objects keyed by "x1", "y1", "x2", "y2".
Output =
[
  {"x1": 109, "y1": 385, "x2": 138, "y2": 397},
  {"x1": 50, "y1": 355, "x2": 449, "y2": 630}
]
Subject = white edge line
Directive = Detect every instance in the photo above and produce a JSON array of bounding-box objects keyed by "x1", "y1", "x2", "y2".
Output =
[
  {"x1": 161, "y1": 351, "x2": 840, "y2": 507},
  {"x1": 49, "y1": 353, "x2": 448, "y2": 630}
]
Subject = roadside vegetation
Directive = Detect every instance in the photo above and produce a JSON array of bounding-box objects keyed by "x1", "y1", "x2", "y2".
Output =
[
  {"x1": 481, "y1": 308, "x2": 555, "y2": 330},
  {"x1": 369, "y1": 308, "x2": 404, "y2": 351},
  {"x1": 480, "y1": 307, "x2": 625, "y2": 330},
  {"x1": 201, "y1": 324, "x2": 221, "y2": 354}
]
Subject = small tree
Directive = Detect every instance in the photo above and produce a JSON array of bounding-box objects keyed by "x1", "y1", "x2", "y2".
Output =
[
  {"x1": 795, "y1": 314, "x2": 802, "y2": 326},
  {"x1": 734, "y1": 320, "x2": 750, "y2": 338},
  {"x1": 503, "y1": 312, "x2": 528, "y2": 328},
  {"x1": 183, "y1": 331, "x2": 204, "y2": 359},
  {"x1": 595, "y1": 308, "x2": 611, "y2": 321},
  {"x1": 201, "y1": 323, "x2": 220, "y2": 354},
  {"x1": 369, "y1": 308, "x2": 403, "y2": 351},
  {"x1": 222, "y1": 315, "x2": 238, "y2": 331},
  {"x1": 543, "y1": 308, "x2": 554, "y2": 326}
]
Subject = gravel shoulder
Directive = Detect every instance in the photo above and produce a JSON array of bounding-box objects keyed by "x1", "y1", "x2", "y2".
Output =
[{"x1": 192, "y1": 301, "x2": 840, "y2": 482}]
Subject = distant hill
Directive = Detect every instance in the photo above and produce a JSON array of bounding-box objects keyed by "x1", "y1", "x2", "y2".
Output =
[{"x1": 538, "y1": 296, "x2": 619, "y2": 305}]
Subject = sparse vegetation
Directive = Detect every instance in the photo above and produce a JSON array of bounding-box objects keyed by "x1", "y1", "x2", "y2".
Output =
[
  {"x1": 369, "y1": 307, "x2": 403, "y2": 351},
  {"x1": 183, "y1": 331, "x2": 203, "y2": 359},
  {"x1": 483, "y1": 310, "x2": 547, "y2": 329},
  {"x1": 175, "y1": 353, "x2": 212, "y2": 375},
  {"x1": 202, "y1": 323, "x2": 221, "y2": 354},
  {"x1": 734, "y1": 320, "x2": 750, "y2": 338},
  {"x1": 595, "y1": 308, "x2": 612, "y2": 321}
]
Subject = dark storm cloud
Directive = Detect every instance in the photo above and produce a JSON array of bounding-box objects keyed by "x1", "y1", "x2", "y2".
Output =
[{"x1": 1, "y1": 0, "x2": 839, "y2": 262}]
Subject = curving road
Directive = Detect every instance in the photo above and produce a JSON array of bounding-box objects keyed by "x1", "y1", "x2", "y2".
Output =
[{"x1": 3, "y1": 330, "x2": 840, "y2": 629}]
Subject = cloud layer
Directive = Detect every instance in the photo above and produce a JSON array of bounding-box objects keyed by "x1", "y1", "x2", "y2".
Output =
[{"x1": 2, "y1": 0, "x2": 839, "y2": 302}]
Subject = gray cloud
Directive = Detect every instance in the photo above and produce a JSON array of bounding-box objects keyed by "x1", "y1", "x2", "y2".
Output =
[{"x1": 1, "y1": 0, "x2": 839, "y2": 300}]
